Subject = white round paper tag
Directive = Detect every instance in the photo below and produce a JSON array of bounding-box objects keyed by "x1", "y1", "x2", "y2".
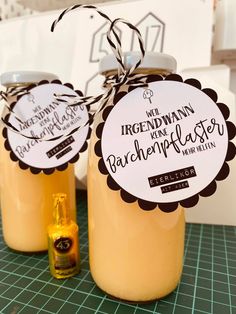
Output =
[
  {"x1": 4, "y1": 83, "x2": 90, "y2": 172},
  {"x1": 96, "y1": 77, "x2": 235, "y2": 210}
]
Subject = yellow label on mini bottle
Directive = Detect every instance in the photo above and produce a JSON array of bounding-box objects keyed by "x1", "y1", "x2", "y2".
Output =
[{"x1": 54, "y1": 253, "x2": 76, "y2": 270}]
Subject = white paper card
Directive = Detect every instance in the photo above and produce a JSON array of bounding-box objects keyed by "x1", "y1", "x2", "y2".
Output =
[{"x1": 4, "y1": 83, "x2": 89, "y2": 172}]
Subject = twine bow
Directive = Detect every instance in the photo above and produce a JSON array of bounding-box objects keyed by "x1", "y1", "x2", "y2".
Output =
[{"x1": 1, "y1": 4, "x2": 148, "y2": 141}]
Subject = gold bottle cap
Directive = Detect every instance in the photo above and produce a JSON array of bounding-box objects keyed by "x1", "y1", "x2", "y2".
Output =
[{"x1": 53, "y1": 193, "x2": 70, "y2": 225}]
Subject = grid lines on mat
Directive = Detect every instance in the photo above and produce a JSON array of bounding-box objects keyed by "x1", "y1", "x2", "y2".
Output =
[{"x1": 0, "y1": 190, "x2": 235, "y2": 314}]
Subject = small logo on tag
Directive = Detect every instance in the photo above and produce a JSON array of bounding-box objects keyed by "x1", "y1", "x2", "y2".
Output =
[
  {"x1": 143, "y1": 89, "x2": 154, "y2": 104},
  {"x1": 27, "y1": 93, "x2": 35, "y2": 104}
]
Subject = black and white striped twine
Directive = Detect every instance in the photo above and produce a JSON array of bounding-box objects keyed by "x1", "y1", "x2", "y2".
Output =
[{"x1": 1, "y1": 4, "x2": 147, "y2": 141}]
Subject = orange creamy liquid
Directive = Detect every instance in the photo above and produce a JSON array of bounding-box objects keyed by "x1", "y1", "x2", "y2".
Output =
[
  {"x1": 0, "y1": 126, "x2": 76, "y2": 252},
  {"x1": 88, "y1": 116, "x2": 185, "y2": 302}
]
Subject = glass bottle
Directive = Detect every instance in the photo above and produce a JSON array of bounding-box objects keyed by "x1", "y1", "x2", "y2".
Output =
[
  {"x1": 87, "y1": 52, "x2": 185, "y2": 302},
  {"x1": 0, "y1": 71, "x2": 76, "y2": 252},
  {"x1": 48, "y1": 193, "x2": 80, "y2": 279}
]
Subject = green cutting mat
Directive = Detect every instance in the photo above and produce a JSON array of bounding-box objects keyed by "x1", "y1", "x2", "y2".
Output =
[{"x1": 0, "y1": 191, "x2": 235, "y2": 314}]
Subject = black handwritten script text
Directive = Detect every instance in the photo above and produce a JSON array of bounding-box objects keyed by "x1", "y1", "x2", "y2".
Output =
[
  {"x1": 105, "y1": 118, "x2": 224, "y2": 174},
  {"x1": 14, "y1": 103, "x2": 83, "y2": 159},
  {"x1": 121, "y1": 104, "x2": 195, "y2": 138}
]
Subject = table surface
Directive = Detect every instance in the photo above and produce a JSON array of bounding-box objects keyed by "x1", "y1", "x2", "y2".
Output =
[{"x1": 0, "y1": 191, "x2": 235, "y2": 314}]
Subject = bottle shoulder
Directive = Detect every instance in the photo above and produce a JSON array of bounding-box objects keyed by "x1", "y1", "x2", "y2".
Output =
[{"x1": 48, "y1": 220, "x2": 78, "y2": 236}]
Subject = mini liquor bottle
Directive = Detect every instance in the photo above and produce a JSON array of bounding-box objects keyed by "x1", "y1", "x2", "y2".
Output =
[{"x1": 48, "y1": 193, "x2": 80, "y2": 279}]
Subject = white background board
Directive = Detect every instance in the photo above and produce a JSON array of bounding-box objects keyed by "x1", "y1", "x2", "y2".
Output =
[
  {"x1": 2, "y1": 0, "x2": 235, "y2": 225},
  {"x1": 0, "y1": 0, "x2": 214, "y2": 95}
]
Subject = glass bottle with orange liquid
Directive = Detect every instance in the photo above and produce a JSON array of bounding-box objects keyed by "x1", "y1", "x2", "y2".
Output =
[
  {"x1": 87, "y1": 52, "x2": 185, "y2": 302},
  {"x1": 0, "y1": 71, "x2": 76, "y2": 252}
]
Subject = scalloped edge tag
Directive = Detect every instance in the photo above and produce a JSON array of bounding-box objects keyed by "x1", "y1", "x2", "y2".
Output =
[
  {"x1": 95, "y1": 74, "x2": 236, "y2": 211},
  {"x1": 3, "y1": 80, "x2": 91, "y2": 174}
]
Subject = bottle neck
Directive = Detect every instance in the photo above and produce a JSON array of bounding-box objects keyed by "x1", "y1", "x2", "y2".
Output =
[
  {"x1": 53, "y1": 194, "x2": 70, "y2": 225},
  {"x1": 102, "y1": 68, "x2": 172, "y2": 89},
  {"x1": 3, "y1": 83, "x2": 32, "y2": 106},
  {"x1": 103, "y1": 68, "x2": 171, "y2": 77}
]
